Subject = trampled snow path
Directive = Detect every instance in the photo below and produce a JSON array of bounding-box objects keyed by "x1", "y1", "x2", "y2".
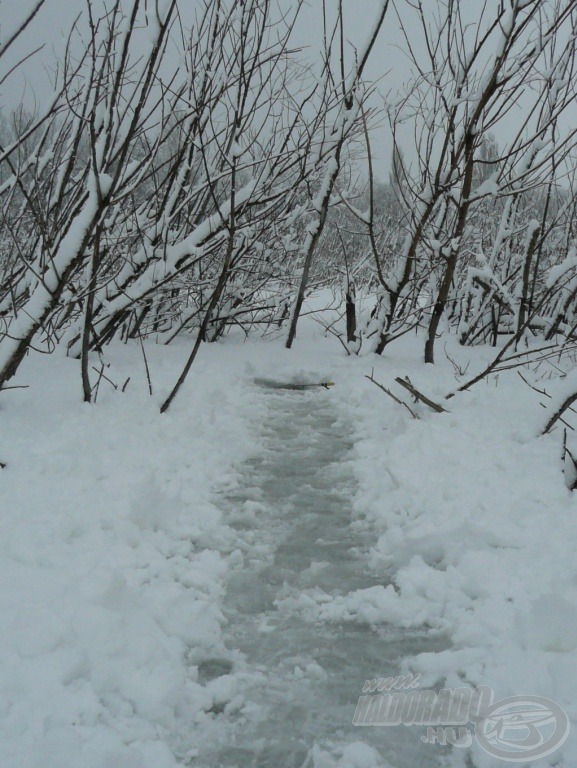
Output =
[{"x1": 198, "y1": 386, "x2": 449, "y2": 768}]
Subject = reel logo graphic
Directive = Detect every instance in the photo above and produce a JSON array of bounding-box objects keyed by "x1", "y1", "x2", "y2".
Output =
[
  {"x1": 353, "y1": 678, "x2": 570, "y2": 763},
  {"x1": 475, "y1": 695, "x2": 570, "y2": 762}
]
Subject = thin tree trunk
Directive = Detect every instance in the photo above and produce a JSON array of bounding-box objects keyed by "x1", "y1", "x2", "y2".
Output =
[
  {"x1": 161, "y1": 159, "x2": 238, "y2": 413},
  {"x1": 285, "y1": 157, "x2": 340, "y2": 349},
  {"x1": 81, "y1": 230, "x2": 100, "y2": 402},
  {"x1": 424, "y1": 140, "x2": 475, "y2": 364},
  {"x1": 346, "y1": 284, "x2": 357, "y2": 343}
]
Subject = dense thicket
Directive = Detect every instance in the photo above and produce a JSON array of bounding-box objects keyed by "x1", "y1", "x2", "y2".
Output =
[{"x1": 3, "y1": 0, "x2": 577, "y2": 419}]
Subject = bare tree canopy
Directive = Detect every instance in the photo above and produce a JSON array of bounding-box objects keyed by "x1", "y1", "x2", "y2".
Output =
[{"x1": 2, "y1": 0, "x2": 577, "y2": 416}]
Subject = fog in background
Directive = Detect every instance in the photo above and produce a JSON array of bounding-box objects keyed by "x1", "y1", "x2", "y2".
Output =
[
  {"x1": 1, "y1": 0, "x2": 407, "y2": 172},
  {"x1": 2, "y1": 1, "x2": 575, "y2": 179}
]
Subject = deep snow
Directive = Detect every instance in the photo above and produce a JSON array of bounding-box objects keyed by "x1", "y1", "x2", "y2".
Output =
[{"x1": 1, "y1": 307, "x2": 577, "y2": 767}]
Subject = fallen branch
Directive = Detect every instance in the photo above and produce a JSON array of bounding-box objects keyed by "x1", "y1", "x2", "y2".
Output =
[
  {"x1": 517, "y1": 371, "x2": 575, "y2": 431},
  {"x1": 91, "y1": 365, "x2": 118, "y2": 391},
  {"x1": 395, "y1": 376, "x2": 448, "y2": 413},
  {"x1": 139, "y1": 334, "x2": 153, "y2": 396},
  {"x1": 543, "y1": 390, "x2": 577, "y2": 435},
  {"x1": 562, "y1": 428, "x2": 577, "y2": 490},
  {"x1": 365, "y1": 370, "x2": 418, "y2": 419},
  {"x1": 255, "y1": 378, "x2": 335, "y2": 391}
]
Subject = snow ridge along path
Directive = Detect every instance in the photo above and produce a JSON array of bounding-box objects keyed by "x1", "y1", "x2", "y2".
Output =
[{"x1": 199, "y1": 383, "x2": 448, "y2": 768}]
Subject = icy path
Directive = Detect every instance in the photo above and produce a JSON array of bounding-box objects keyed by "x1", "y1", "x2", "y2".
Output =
[{"x1": 199, "y1": 386, "x2": 448, "y2": 768}]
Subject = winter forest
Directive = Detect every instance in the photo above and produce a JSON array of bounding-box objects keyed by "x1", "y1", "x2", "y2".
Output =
[
  {"x1": 3, "y1": 1, "x2": 577, "y2": 767},
  {"x1": 3, "y1": 0, "x2": 577, "y2": 412}
]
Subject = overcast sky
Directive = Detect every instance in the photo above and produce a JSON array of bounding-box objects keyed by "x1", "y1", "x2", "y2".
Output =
[
  {"x1": 0, "y1": 0, "x2": 399, "y2": 169},
  {"x1": 0, "y1": 0, "x2": 399, "y2": 100},
  {"x1": 3, "y1": 1, "x2": 570, "y2": 180},
  {"x1": 0, "y1": 0, "x2": 404, "y2": 169}
]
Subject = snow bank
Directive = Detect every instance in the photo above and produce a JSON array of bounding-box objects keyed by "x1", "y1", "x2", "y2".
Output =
[
  {"x1": 328, "y1": 340, "x2": 577, "y2": 767},
  {"x1": 0, "y1": 342, "x2": 260, "y2": 767},
  {"x1": 3, "y1": 301, "x2": 577, "y2": 767},
  {"x1": 231, "y1": 307, "x2": 577, "y2": 766}
]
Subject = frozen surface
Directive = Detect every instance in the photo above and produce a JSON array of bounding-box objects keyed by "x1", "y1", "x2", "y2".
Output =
[{"x1": 198, "y1": 385, "x2": 449, "y2": 768}]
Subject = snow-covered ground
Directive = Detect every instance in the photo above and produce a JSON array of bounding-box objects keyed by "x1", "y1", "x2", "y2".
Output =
[{"x1": 1, "y1": 305, "x2": 576, "y2": 767}]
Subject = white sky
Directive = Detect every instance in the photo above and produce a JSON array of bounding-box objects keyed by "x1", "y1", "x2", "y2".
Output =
[
  {"x1": 0, "y1": 0, "x2": 401, "y2": 176},
  {"x1": 0, "y1": 1, "x2": 398, "y2": 98},
  {"x1": 2, "y1": 1, "x2": 574, "y2": 181}
]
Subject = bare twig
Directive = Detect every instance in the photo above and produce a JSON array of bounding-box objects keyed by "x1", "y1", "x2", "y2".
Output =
[
  {"x1": 395, "y1": 376, "x2": 448, "y2": 413},
  {"x1": 138, "y1": 335, "x2": 153, "y2": 395},
  {"x1": 543, "y1": 391, "x2": 577, "y2": 435},
  {"x1": 365, "y1": 369, "x2": 419, "y2": 419}
]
